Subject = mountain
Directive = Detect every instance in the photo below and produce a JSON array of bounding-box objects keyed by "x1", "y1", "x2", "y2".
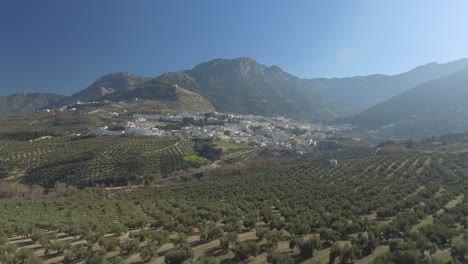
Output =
[
  {"x1": 158, "y1": 57, "x2": 468, "y2": 119},
  {"x1": 0, "y1": 93, "x2": 65, "y2": 115},
  {"x1": 58, "y1": 72, "x2": 150, "y2": 104},
  {"x1": 302, "y1": 58, "x2": 468, "y2": 114},
  {"x1": 5, "y1": 57, "x2": 468, "y2": 120},
  {"x1": 51, "y1": 72, "x2": 214, "y2": 113},
  {"x1": 346, "y1": 67, "x2": 468, "y2": 136},
  {"x1": 158, "y1": 58, "x2": 335, "y2": 120},
  {"x1": 100, "y1": 78, "x2": 178, "y2": 102}
]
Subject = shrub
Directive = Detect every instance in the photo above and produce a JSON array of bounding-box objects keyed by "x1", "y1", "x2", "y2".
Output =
[
  {"x1": 140, "y1": 242, "x2": 159, "y2": 261},
  {"x1": 267, "y1": 251, "x2": 293, "y2": 264},
  {"x1": 165, "y1": 245, "x2": 193, "y2": 264},
  {"x1": 233, "y1": 241, "x2": 259, "y2": 261}
]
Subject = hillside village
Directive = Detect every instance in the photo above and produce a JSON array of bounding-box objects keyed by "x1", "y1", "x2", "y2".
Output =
[{"x1": 88, "y1": 111, "x2": 355, "y2": 151}]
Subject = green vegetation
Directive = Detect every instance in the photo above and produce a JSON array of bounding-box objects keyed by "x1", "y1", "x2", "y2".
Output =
[
  {"x1": 0, "y1": 131, "x2": 62, "y2": 140},
  {"x1": 0, "y1": 143, "x2": 466, "y2": 263},
  {"x1": 194, "y1": 140, "x2": 223, "y2": 161},
  {"x1": 183, "y1": 155, "x2": 211, "y2": 167},
  {"x1": 214, "y1": 141, "x2": 251, "y2": 151},
  {"x1": 0, "y1": 111, "x2": 113, "y2": 134},
  {"x1": 0, "y1": 135, "x2": 201, "y2": 187}
]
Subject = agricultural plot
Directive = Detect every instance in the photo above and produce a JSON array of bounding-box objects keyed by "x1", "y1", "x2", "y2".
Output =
[
  {"x1": 0, "y1": 112, "x2": 113, "y2": 134},
  {"x1": 0, "y1": 149, "x2": 466, "y2": 264},
  {"x1": 0, "y1": 136, "x2": 198, "y2": 187}
]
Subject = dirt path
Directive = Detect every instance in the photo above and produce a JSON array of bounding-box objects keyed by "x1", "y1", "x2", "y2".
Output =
[{"x1": 411, "y1": 193, "x2": 464, "y2": 231}]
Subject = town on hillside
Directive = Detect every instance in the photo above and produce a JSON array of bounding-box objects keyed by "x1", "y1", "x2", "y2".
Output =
[{"x1": 87, "y1": 111, "x2": 356, "y2": 152}]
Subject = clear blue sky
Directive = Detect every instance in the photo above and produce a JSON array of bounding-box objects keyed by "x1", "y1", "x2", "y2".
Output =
[{"x1": 1, "y1": 0, "x2": 467, "y2": 95}]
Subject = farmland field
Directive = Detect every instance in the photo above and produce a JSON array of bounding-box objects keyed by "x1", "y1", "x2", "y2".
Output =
[
  {"x1": 0, "y1": 135, "x2": 201, "y2": 188},
  {"x1": 0, "y1": 146, "x2": 466, "y2": 263},
  {"x1": 0, "y1": 112, "x2": 114, "y2": 134},
  {"x1": 3, "y1": 3, "x2": 468, "y2": 263}
]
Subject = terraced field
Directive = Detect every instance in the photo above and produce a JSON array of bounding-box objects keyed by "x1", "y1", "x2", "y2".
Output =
[{"x1": 0, "y1": 149, "x2": 466, "y2": 263}]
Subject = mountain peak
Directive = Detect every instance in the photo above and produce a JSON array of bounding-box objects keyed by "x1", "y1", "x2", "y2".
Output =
[
  {"x1": 193, "y1": 57, "x2": 259, "y2": 69},
  {"x1": 269, "y1": 65, "x2": 284, "y2": 72},
  {"x1": 93, "y1": 72, "x2": 145, "y2": 83},
  {"x1": 233, "y1": 57, "x2": 257, "y2": 63},
  {"x1": 213, "y1": 57, "x2": 257, "y2": 63},
  {"x1": 190, "y1": 57, "x2": 279, "y2": 81}
]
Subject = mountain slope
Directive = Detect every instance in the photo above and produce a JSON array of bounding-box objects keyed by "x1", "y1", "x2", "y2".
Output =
[
  {"x1": 59, "y1": 72, "x2": 150, "y2": 104},
  {"x1": 0, "y1": 93, "x2": 65, "y2": 115},
  {"x1": 346, "y1": 67, "x2": 468, "y2": 135},
  {"x1": 100, "y1": 78, "x2": 179, "y2": 102},
  {"x1": 302, "y1": 58, "x2": 468, "y2": 114},
  {"x1": 159, "y1": 58, "x2": 335, "y2": 120},
  {"x1": 50, "y1": 72, "x2": 214, "y2": 113}
]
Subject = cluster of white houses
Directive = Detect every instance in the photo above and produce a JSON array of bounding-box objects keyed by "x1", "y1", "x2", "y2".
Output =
[{"x1": 88, "y1": 112, "x2": 354, "y2": 150}]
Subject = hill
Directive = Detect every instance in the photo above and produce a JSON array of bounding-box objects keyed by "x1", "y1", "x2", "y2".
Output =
[
  {"x1": 62, "y1": 72, "x2": 150, "y2": 103},
  {"x1": 51, "y1": 72, "x2": 214, "y2": 113},
  {"x1": 346, "y1": 67, "x2": 468, "y2": 136},
  {"x1": 0, "y1": 93, "x2": 65, "y2": 115},
  {"x1": 159, "y1": 58, "x2": 335, "y2": 120},
  {"x1": 303, "y1": 58, "x2": 468, "y2": 114}
]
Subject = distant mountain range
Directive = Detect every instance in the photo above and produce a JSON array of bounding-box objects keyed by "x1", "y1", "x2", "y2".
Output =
[
  {"x1": 303, "y1": 58, "x2": 468, "y2": 114},
  {"x1": 157, "y1": 57, "x2": 468, "y2": 119},
  {"x1": 345, "y1": 67, "x2": 468, "y2": 137},
  {"x1": 1, "y1": 58, "x2": 468, "y2": 131}
]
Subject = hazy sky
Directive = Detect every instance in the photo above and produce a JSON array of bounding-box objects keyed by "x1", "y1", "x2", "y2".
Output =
[{"x1": 1, "y1": 0, "x2": 468, "y2": 95}]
